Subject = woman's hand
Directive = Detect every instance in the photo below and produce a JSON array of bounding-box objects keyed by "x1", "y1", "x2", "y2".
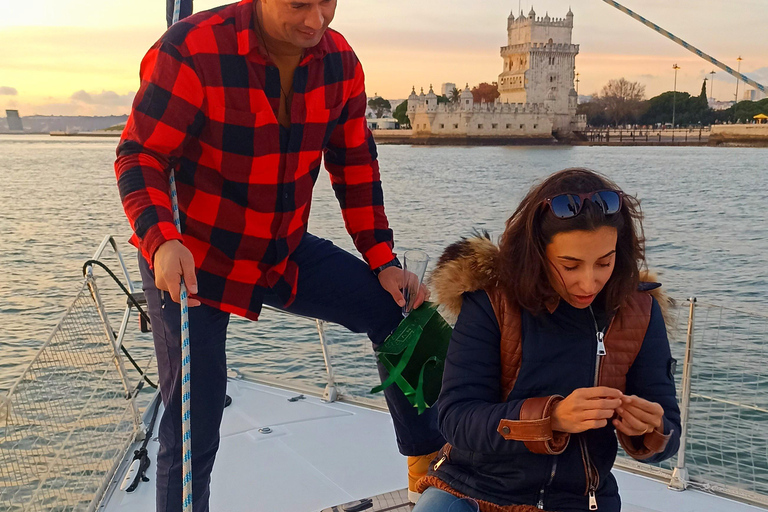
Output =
[
  {"x1": 551, "y1": 387, "x2": 623, "y2": 434},
  {"x1": 613, "y1": 395, "x2": 664, "y2": 436}
]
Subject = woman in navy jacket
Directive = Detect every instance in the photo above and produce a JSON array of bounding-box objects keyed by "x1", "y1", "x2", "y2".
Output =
[{"x1": 413, "y1": 168, "x2": 680, "y2": 512}]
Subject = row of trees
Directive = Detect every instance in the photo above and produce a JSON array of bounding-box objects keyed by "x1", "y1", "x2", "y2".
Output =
[{"x1": 579, "y1": 78, "x2": 768, "y2": 127}]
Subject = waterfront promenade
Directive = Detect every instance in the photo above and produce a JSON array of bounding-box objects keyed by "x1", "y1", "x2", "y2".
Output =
[
  {"x1": 576, "y1": 128, "x2": 711, "y2": 146},
  {"x1": 373, "y1": 125, "x2": 768, "y2": 147}
]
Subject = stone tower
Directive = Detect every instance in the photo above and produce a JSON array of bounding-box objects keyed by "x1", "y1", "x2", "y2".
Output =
[{"x1": 498, "y1": 7, "x2": 579, "y2": 132}]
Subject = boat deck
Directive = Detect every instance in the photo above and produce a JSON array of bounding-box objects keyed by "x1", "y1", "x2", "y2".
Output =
[{"x1": 98, "y1": 378, "x2": 766, "y2": 512}]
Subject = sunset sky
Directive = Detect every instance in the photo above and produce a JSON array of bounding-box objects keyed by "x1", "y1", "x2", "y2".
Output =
[{"x1": 1, "y1": 0, "x2": 766, "y2": 116}]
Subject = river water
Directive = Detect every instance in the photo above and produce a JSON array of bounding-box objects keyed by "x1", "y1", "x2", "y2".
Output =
[{"x1": 1, "y1": 134, "x2": 767, "y2": 497}]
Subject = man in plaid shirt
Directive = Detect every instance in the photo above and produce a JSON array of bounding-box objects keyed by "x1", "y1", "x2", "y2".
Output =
[{"x1": 116, "y1": 0, "x2": 443, "y2": 510}]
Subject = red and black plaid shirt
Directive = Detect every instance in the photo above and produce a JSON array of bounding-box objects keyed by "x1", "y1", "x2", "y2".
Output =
[{"x1": 116, "y1": 0, "x2": 394, "y2": 320}]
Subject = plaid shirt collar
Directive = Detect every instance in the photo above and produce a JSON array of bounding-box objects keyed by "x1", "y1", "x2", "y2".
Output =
[{"x1": 235, "y1": 0, "x2": 330, "y2": 61}]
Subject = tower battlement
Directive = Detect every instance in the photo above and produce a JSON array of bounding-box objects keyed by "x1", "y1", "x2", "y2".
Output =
[
  {"x1": 502, "y1": 42, "x2": 580, "y2": 54},
  {"x1": 508, "y1": 7, "x2": 574, "y2": 29},
  {"x1": 508, "y1": 15, "x2": 573, "y2": 28}
]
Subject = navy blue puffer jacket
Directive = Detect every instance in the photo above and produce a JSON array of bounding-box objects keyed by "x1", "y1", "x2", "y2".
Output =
[{"x1": 421, "y1": 238, "x2": 681, "y2": 512}]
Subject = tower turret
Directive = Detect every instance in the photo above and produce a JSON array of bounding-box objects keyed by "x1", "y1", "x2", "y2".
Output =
[
  {"x1": 425, "y1": 84, "x2": 438, "y2": 126},
  {"x1": 407, "y1": 86, "x2": 418, "y2": 112},
  {"x1": 407, "y1": 86, "x2": 419, "y2": 127},
  {"x1": 460, "y1": 84, "x2": 474, "y2": 112},
  {"x1": 425, "y1": 84, "x2": 438, "y2": 112}
]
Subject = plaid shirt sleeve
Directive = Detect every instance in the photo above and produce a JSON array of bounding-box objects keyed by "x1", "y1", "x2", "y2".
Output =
[
  {"x1": 323, "y1": 58, "x2": 395, "y2": 270},
  {"x1": 115, "y1": 34, "x2": 205, "y2": 263}
]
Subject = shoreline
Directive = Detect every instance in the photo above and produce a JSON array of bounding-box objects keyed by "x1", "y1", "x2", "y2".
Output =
[{"x1": 18, "y1": 130, "x2": 767, "y2": 148}]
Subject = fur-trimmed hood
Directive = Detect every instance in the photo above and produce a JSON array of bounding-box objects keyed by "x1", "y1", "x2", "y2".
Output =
[
  {"x1": 430, "y1": 234, "x2": 501, "y2": 320},
  {"x1": 429, "y1": 234, "x2": 670, "y2": 321}
]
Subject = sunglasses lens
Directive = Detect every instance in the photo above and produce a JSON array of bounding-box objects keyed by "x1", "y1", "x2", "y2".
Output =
[
  {"x1": 591, "y1": 191, "x2": 621, "y2": 214},
  {"x1": 550, "y1": 194, "x2": 582, "y2": 218}
]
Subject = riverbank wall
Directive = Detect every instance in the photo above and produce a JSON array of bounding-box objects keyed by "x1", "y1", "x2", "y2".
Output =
[
  {"x1": 372, "y1": 129, "x2": 557, "y2": 146},
  {"x1": 709, "y1": 125, "x2": 768, "y2": 147}
]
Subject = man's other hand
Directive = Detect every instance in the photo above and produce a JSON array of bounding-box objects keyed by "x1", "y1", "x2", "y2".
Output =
[
  {"x1": 378, "y1": 266, "x2": 430, "y2": 311},
  {"x1": 153, "y1": 240, "x2": 200, "y2": 306}
]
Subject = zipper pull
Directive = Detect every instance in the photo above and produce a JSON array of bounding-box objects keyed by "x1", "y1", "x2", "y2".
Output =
[
  {"x1": 596, "y1": 331, "x2": 606, "y2": 356},
  {"x1": 589, "y1": 490, "x2": 598, "y2": 510},
  {"x1": 433, "y1": 455, "x2": 447, "y2": 471}
]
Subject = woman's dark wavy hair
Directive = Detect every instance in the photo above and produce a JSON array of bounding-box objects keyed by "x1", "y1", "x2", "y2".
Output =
[{"x1": 498, "y1": 168, "x2": 646, "y2": 315}]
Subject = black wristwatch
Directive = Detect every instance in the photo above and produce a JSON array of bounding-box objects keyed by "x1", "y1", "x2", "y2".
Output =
[{"x1": 372, "y1": 257, "x2": 402, "y2": 276}]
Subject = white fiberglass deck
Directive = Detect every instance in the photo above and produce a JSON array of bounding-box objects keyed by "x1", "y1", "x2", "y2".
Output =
[{"x1": 99, "y1": 378, "x2": 766, "y2": 512}]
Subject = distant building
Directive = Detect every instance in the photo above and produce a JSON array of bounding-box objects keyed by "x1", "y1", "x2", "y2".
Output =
[
  {"x1": 366, "y1": 95, "x2": 392, "y2": 119},
  {"x1": 709, "y1": 99, "x2": 735, "y2": 111},
  {"x1": 407, "y1": 84, "x2": 554, "y2": 137},
  {"x1": 743, "y1": 88, "x2": 767, "y2": 102},
  {"x1": 408, "y1": 7, "x2": 585, "y2": 137},
  {"x1": 367, "y1": 118, "x2": 399, "y2": 130},
  {"x1": 5, "y1": 110, "x2": 23, "y2": 132},
  {"x1": 441, "y1": 83, "x2": 457, "y2": 97}
]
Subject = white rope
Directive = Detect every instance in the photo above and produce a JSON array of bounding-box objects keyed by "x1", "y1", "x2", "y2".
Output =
[
  {"x1": 170, "y1": 3, "x2": 191, "y2": 510},
  {"x1": 0, "y1": 395, "x2": 11, "y2": 425},
  {"x1": 173, "y1": 0, "x2": 182, "y2": 24},
  {"x1": 169, "y1": 169, "x2": 193, "y2": 512}
]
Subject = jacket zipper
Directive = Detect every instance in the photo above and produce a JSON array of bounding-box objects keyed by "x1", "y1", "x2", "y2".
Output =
[
  {"x1": 433, "y1": 444, "x2": 452, "y2": 471},
  {"x1": 579, "y1": 436, "x2": 600, "y2": 510},
  {"x1": 537, "y1": 457, "x2": 558, "y2": 509},
  {"x1": 588, "y1": 306, "x2": 608, "y2": 388},
  {"x1": 584, "y1": 306, "x2": 612, "y2": 509}
]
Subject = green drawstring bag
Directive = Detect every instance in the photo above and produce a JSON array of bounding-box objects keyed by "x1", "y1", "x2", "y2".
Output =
[{"x1": 371, "y1": 302, "x2": 452, "y2": 414}]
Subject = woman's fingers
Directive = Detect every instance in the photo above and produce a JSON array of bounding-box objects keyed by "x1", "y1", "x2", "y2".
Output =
[
  {"x1": 622, "y1": 395, "x2": 664, "y2": 415},
  {"x1": 613, "y1": 417, "x2": 645, "y2": 436},
  {"x1": 582, "y1": 398, "x2": 623, "y2": 411},
  {"x1": 578, "y1": 387, "x2": 623, "y2": 399},
  {"x1": 619, "y1": 403, "x2": 662, "y2": 428},
  {"x1": 581, "y1": 408, "x2": 616, "y2": 421}
]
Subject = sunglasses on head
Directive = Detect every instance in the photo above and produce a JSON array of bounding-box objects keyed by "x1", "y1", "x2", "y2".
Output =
[{"x1": 543, "y1": 190, "x2": 624, "y2": 219}]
